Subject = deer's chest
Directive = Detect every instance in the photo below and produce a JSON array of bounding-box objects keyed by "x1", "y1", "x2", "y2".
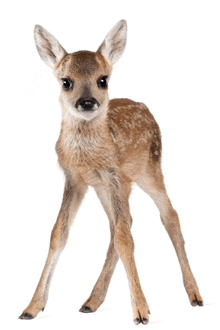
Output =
[{"x1": 56, "y1": 132, "x2": 116, "y2": 186}]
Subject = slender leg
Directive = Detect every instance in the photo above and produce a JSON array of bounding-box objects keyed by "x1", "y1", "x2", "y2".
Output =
[
  {"x1": 114, "y1": 210, "x2": 150, "y2": 325},
  {"x1": 136, "y1": 166, "x2": 203, "y2": 306},
  {"x1": 101, "y1": 170, "x2": 150, "y2": 325},
  {"x1": 79, "y1": 186, "x2": 132, "y2": 313},
  {"x1": 19, "y1": 179, "x2": 88, "y2": 319}
]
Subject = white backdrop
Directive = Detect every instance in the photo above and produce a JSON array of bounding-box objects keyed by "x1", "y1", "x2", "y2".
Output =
[{"x1": 0, "y1": 1, "x2": 219, "y2": 329}]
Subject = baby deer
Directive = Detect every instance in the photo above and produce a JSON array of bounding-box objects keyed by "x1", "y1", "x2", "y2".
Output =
[{"x1": 19, "y1": 20, "x2": 203, "y2": 325}]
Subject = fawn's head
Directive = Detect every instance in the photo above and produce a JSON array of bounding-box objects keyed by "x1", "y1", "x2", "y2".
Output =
[{"x1": 34, "y1": 20, "x2": 127, "y2": 121}]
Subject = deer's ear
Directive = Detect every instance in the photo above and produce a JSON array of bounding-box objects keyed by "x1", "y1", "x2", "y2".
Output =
[
  {"x1": 34, "y1": 25, "x2": 67, "y2": 68},
  {"x1": 97, "y1": 20, "x2": 127, "y2": 65}
]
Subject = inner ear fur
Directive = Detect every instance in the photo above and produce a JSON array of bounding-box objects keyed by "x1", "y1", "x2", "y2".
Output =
[
  {"x1": 34, "y1": 25, "x2": 67, "y2": 68},
  {"x1": 97, "y1": 19, "x2": 127, "y2": 65}
]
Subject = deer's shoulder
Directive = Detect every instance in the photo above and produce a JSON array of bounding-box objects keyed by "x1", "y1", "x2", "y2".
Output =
[{"x1": 108, "y1": 98, "x2": 159, "y2": 134}]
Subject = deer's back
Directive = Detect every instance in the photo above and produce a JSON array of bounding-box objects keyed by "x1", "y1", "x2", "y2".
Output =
[{"x1": 108, "y1": 98, "x2": 162, "y2": 177}]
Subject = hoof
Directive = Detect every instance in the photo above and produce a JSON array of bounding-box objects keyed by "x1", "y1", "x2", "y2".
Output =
[
  {"x1": 18, "y1": 313, "x2": 34, "y2": 320},
  {"x1": 134, "y1": 317, "x2": 141, "y2": 325},
  {"x1": 79, "y1": 306, "x2": 93, "y2": 313},
  {"x1": 142, "y1": 318, "x2": 149, "y2": 324},
  {"x1": 134, "y1": 316, "x2": 149, "y2": 325},
  {"x1": 191, "y1": 299, "x2": 203, "y2": 307}
]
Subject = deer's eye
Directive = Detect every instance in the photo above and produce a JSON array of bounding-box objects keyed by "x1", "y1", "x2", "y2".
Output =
[
  {"x1": 97, "y1": 76, "x2": 108, "y2": 89},
  {"x1": 62, "y1": 78, "x2": 73, "y2": 91}
]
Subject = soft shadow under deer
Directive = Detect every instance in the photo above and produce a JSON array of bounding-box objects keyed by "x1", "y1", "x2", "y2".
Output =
[{"x1": 19, "y1": 20, "x2": 203, "y2": 325}]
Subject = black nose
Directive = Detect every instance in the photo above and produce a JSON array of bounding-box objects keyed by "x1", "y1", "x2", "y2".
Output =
[
  {"x1": 76, "y1": 98, "x2": 99, "y2": 111},
  {"x1": 80, "y1": 99, "x2": 94, "y2": 110}
]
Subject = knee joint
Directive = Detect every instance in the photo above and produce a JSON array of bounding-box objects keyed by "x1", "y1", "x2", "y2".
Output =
[{"x1": 114, "y1": 225, "x2": 134, "y2": 255}]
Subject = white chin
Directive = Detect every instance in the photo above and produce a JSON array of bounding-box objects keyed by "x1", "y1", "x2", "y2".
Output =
[{"x1": 78, "y1": 110, "x2": 98, "y2": 121}]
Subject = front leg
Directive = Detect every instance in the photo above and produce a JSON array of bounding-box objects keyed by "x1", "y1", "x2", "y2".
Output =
[
  {"x1": 105, "y1": 169, "x2": 150, "y2": 325},
  {"x1": 19, "y1": 178, "x2": 87, "y2": 319},
  {"x1": 114, "y1": 210, "x2": 150, "y2": 325}
]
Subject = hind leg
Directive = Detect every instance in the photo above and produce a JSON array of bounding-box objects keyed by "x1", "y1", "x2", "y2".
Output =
[
  {"x1": 79, "y1": 186, "x2": 120, "y2": 313},
  {"x1": 79, "y1": 185, "x2": 134, "y2": 313},
  {"x1": 136, "y1": 165, "x2": 203, "y2": 306}
]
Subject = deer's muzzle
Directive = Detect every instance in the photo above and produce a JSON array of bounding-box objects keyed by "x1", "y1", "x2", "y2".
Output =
[{"x1": 75, "y1": 98, "x2": 100, "y2": 111}]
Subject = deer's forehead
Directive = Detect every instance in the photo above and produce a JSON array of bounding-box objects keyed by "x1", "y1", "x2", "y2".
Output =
[{"x1": 56, "y1": 51, "x2": 111, "y2": 78}]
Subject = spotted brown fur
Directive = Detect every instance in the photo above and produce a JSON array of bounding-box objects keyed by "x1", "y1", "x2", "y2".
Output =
[{"x1": 20, "y1": 20, "x2": 203, "y2": 325}]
